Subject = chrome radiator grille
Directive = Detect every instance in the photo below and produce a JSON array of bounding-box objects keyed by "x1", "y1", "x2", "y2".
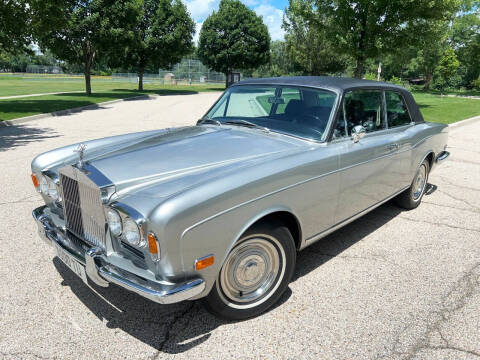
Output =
[{"x1": 59, "y1": 167, "x2": 106, "y2": 249}]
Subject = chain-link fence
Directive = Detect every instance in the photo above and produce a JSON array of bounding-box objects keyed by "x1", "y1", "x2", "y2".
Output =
[
  {"x1": 113, "y1": 58, "x2": 227, "y2": 84},
  {"x1": 25, "y1": 64, "x2": 64, "y2": 74}
]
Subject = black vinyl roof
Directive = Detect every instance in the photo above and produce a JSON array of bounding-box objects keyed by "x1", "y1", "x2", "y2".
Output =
[{"x1": 234, "y1": 76, "x2": 406, "y2": 92}]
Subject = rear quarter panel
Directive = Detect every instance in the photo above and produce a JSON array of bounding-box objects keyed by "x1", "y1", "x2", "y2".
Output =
[{"x1": 407, "y1": 122, "x2": 449, "y2": 177}]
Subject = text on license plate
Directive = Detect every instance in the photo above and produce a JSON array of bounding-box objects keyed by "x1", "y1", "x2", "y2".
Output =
[{"x1": 55, "y1": 243, "x2": 88, "y2": 283}]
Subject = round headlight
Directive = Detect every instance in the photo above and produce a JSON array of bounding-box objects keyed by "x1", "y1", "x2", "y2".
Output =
[
  {"x1": 39, "y1": 175, "x2": 49, "y2": 194},
  {"x1": 47, "y1": 178, "x2": 60, "y2": 201},
  {"x1": 123, "y1": 217, "x2": 141, "y2": 246},
  {"x1": 107, "y1": 209, "x2": 122, "y2": 236}
]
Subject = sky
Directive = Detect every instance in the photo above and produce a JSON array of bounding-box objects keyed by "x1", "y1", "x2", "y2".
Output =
[{"x1": 182, "y1": 0, "x2": 289, "y2": 43}]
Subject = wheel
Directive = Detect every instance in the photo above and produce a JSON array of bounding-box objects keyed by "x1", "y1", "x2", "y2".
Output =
[
  {"x1": 395, "y1": 159, "x2": 430, "y2": 210},
  {"x1": 202, "y1": 221, "x2": 296, "y2": 320}
]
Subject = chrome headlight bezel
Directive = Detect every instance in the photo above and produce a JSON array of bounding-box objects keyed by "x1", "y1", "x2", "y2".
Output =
[
  {"x1": 105, "y1": 205, "x2": 146, "y2": 248},
  {"x1": 122, "y1": 216, "x2": 143, "y2": 247},
  {"x1": 106, "y1": 208, "x2": 122, "y2": 237},
  {"x1": 38, "y1": 174, "x2": 61, "y2": 202},
  {"x1": 39, "y1": 175, "x2": 49, "y2": 194}
]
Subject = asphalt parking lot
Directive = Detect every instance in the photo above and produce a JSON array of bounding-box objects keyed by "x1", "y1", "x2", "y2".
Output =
[{"x1": 0, "y1": 93, "x2": 479, "y2": 360}]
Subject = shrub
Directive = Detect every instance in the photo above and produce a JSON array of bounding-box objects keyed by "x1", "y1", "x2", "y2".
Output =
[
  {"x1": 388, "y1": 76, "x2": 404, "y2": 86},
  {"x1": 364, "y1": 73, "x2": 377, "y2": 81},
  {"x1": 472, "y1": 76, "x2": 480, "y2": 90}
]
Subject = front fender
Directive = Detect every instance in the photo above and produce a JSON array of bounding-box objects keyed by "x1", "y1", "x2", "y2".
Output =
[{"x1": 180, "y1": 203, "x2": 301, "y2": 299}]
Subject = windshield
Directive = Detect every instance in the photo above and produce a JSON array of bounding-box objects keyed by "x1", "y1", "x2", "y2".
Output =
[{"x1": 203, "y1": 85, "x2": 337, "y2": 141}]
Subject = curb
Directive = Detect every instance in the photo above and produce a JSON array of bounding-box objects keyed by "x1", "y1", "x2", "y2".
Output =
[
  {"x1": 448, "y1": 115, "x2": 480, "y2": 128},
  {"x1": 0, "y1": 90, "x2": 84, "y2": 100},
  {"x1": 0, "y1": 94, "x2": 157, "y2": 128}
]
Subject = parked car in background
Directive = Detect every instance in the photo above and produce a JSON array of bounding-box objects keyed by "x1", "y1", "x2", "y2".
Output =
[{"x1": 31, "y1": 77, "x2": 449, "y2": 320}]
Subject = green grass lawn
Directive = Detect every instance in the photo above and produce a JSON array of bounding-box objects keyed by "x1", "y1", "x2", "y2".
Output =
[
  {"x1": 0, "y1": 75, "x2": 223, "y2": 97},
  {"x1": 412, "y1": 92, "x2": 480, "y2": 124}
]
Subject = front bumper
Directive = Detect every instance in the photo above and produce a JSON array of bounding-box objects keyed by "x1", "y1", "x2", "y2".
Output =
[{"x1": 33, "y1": 206, "x2": 205, "y2": 304}]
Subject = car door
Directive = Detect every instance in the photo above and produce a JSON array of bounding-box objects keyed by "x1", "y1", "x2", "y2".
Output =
[
  {"x1": 384, "y1": 90, "x2": 415, "y2": 188},
  {"x1": 333, "y1": 89, "x2": 406, "y2": 224}
]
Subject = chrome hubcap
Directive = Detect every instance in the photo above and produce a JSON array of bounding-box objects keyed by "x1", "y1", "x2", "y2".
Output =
[
  {"x1": 413, "y1": 164, "x2": 427, "y2": 200},
  {"x1": 219, "y1": 236, "x2": 284, "y2": 307}
]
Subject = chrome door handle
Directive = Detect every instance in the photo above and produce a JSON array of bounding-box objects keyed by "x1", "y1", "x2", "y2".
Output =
[{"x1": 386, "y1": 143, "x2": 399, "y2": 151}]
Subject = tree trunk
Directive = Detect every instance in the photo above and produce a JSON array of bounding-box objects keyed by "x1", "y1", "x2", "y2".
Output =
[
  {"x1": 225, "y1": 72, "x2": 229, "y2": 88},
  {"x1": 354, "y1": 57, "x2": 365, "y2": 79},
  {"x1": 138, "y1": 68, "x2": 144, "y2": 91},
  {"x1": 424, "y1": 71, "x2": 433, "y2": 90},
  {"x1": 84, "y1": 62, "x2": 92, "y2": 96}
]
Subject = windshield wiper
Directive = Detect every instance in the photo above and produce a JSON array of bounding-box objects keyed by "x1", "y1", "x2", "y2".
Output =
[
  {"x1": 224, "y1": 119, "x2": 270, "y2": 133},
  {"x1": 197, "y1": 118, "x2": 221, "y2": 126}
]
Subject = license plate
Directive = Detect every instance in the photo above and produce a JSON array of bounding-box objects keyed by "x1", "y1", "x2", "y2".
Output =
[{"x1": 55, "y1": 243, "x2": 88, "y2": 283}]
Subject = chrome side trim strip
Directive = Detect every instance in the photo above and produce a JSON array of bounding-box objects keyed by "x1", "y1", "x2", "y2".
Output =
[
  {"x1": 181, "y1": 150, "x2": 404, "y2": 241},
  {"x1": 301, "y1": 185, "x2": 410, "y2": 249}
]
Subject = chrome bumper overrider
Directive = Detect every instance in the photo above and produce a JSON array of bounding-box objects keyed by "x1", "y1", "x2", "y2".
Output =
[{"x1": 32, "y1": 206, "x2": 205, "y2": 304}]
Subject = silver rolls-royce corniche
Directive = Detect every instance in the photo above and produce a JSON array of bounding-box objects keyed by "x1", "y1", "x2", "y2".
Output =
[{"x1": 31, "y1": 76, "x2": 449, "y2": 320}]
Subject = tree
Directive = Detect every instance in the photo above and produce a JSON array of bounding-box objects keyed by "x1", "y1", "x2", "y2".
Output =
[
  {"x1": 197, "y1": 0, "x2": 270, "y2": 87},
  {"x1": 0, "y1": 0, "x2": 31, "y2": 54},
  {"x1": 436, "y1": 47, "x2": 460, "y2": 89},
  {"x1": 285, "y1": 0, "x2": 459, "y2": 78},
  {"x1": 125, "y1": 0, "x2": 195, "y2": 91},
  {"x1": 32, "y1": 0, "x2": 141, "y2": 95},
  {"x1": 284, "y1": 2, "x2": 349, "y2": 75},
  {"x1": 450, "y1": 6, "x2": 480, "y2": 87},
  {"x1": 247, "y1": 40, "x2": 299, "y2": 78},
  {"x1": 406, "y1": 20, "x2": 451, "y2": 90}
]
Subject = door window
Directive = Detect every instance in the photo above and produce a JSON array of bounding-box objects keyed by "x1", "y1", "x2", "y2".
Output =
[
  {"x1": 338, "y1": 90, "x2": 386, "y2": 135},
  {"x1": 385, "y1": 91, "x2": 412, "y2": 127}
]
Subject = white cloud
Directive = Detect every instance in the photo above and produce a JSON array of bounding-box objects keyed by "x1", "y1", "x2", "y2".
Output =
[
  {"x1": 183, "y1": 0, "x2": 219, "y2": 20},
  {"x1": 242, "y1": 0, "x2": 260, "y2": 6},
  {"x1": 254, "y1": 4, "x2": 285, "y2": 41},
  {"x1": 193, "y1": 22, "x2": 203, "y2": 44}
]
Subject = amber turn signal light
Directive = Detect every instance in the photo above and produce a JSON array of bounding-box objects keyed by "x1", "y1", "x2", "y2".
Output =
[
  {"x1": 31, "y1": 173, "x2": 39, "y2": 188},
  {"x1": 195, "y1": 255, "x2": 214, "y2": 271},
  {"x1": 147, "y1": 233, "x2": 158, "y2": 255}
]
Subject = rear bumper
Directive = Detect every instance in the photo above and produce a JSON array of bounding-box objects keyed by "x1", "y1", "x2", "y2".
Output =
[
  {"x1": 436, "y1": 151, "x2": 450, "y2": 163},
  {"x1": 32, "y1": 206, "x2": 205, "y2": 304}
]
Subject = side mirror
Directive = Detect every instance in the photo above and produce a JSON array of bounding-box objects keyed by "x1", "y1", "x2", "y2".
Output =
[{"x1": 352, "y1": 125, "x2": 366, "y2": 143}]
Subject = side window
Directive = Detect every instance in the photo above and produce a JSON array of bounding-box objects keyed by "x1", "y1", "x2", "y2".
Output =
[
  {"x1": 343, "y1": 90, "x2": 386, "y2": 134},
  {"x1": 385, "y1": 91, "x2": 412, "y2": 127}
]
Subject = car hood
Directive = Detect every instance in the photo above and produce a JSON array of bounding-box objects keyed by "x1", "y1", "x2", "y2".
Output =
[{"x1": 86, "y1": 126, "x2": 305, "y2": 197}]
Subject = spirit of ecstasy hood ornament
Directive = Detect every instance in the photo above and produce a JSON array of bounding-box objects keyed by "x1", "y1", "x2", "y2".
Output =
[{"x1": 74, "y1": 143, "x2": 87, "y2": 169}]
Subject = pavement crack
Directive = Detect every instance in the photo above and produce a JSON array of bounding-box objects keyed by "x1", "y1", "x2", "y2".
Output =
[
  {"x1": 385, "y1": 262, "x2": 480, "y2": 359},
  {"x1": 437, "y1": 189, "x2": 480, "y2": 212},
  {"x1": 437, "y1": 176, "x2": 480, "y2": 193},
  {"x1": 0, "y1": 351, "x2": 53, "y2": 359},
  {"x1": 395, "y1": 215, "x2": 480, "y2": 233},
  {"x1": 151, "y1": 301, "x2": 197, "y2": 358},
  {"x1": 422, "y1": 200, "x2": 480, "y2": 214},
  {"x1": 0, "y1": 195, "x2": 39, "y2": 207}
]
